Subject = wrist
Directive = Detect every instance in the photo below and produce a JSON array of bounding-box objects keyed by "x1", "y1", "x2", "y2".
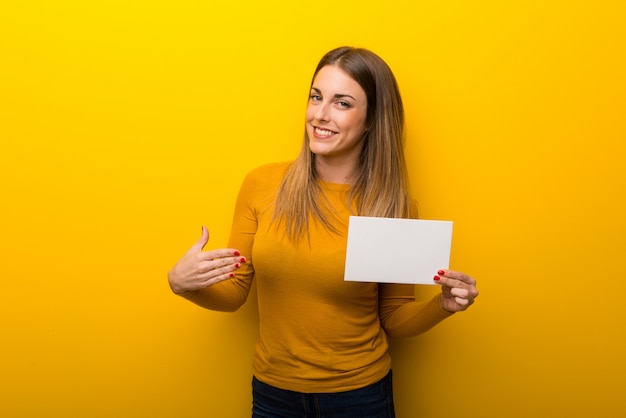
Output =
[
  {"x1": 167, "y1": 272, "x2": 187, "y2": 295},
  {"x1": 439, "y1": 294, "x2": 456, "y2": 315}
]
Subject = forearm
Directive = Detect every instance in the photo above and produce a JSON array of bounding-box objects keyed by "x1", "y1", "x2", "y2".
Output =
[
  {"x1": 380, "y1": 293, "x2": 453, "y2": 338},
  {"x1": 177, "y1": 277, "x2": 251, "y2": 312}
]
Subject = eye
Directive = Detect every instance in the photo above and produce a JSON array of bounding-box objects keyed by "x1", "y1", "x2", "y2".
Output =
[
  {"x1": 337, "y1": 101, "x2": 351, "y2": 108},
  {"x1": 309, "y1": 93, "x2": 322, "y2": 102}
]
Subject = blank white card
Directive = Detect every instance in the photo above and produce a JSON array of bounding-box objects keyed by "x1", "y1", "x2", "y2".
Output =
[{"x1": 344, "y1": 216, "x2": 453, "y2": 285}]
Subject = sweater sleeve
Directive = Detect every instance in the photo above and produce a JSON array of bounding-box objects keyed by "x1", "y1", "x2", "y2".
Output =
[
  {"x1": 182, "y1": 169, "x2": 259, "y2": 312},
  {"x1": 378, "y1": 283, "x2": 454, "y2": 338}
]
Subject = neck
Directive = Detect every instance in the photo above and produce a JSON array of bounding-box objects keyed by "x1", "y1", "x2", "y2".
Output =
[{"x1": 315, "y1": 157, "x2": 358, "y2": 184}]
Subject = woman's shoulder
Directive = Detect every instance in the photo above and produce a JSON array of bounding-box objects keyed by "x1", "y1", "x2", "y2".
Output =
[
  {"x1": 245, "y1": 161, "x2": 291, "y2": 181},
  {"x1": 241, "y1": 161, "x2": 292, "y2": 189}
]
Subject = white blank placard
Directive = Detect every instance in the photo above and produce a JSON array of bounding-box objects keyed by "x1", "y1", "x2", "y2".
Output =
[{"x1": 344, "y1": 216, "x2": 453, "y2": 285}]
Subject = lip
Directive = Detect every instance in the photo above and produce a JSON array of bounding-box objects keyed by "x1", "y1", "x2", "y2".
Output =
[{"x1": 311, "y1": 126, "x2": 337, "y2": 139}]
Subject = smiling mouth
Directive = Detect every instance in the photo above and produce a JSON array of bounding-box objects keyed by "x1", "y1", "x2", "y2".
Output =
[{"x1": 314, "y1": 127, "x2": 337, "y2": 137}]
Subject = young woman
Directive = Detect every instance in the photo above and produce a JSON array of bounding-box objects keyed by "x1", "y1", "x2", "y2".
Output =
[{"x1": 168, "y1": 46, "x2": 479, "y2": 417}]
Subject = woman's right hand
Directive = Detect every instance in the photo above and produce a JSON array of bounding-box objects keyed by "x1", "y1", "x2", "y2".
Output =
[{"x1": 167, "y1": 226, "x2": 245, "y2": 295}]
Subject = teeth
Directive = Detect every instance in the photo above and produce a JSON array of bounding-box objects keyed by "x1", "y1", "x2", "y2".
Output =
[{"x1": 315, "y1": 127, "x2": 335, "y2": 136}]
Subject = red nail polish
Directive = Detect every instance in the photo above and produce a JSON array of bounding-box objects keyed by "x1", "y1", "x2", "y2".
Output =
[
  {"x1": 433, "y1": 275, "x2": 440, "y2": 281},
  {"x1": 240, "y1": 257, "x2": 246, "y2": 263},
  {"x1": 437, "y1": 270, "x2": 445, "y2": 275},
  {"x1": 235, "y1": 263, "x2": 240, "y2": 268},
  {"x1": 234, "y1": 251, "x2": 240, "y2": 256},
  {"x1": 229, "y1": 273, "x2": 235, "y2": 278}
]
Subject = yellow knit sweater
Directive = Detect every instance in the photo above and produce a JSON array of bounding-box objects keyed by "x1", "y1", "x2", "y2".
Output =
[{"x1": 189, "y1": 162, "x2": 452, "y2": 393}]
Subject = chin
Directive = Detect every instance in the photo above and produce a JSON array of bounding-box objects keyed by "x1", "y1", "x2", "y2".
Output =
[{"x1": 308, "y1": 141, "x2": 333, "y2": 156}]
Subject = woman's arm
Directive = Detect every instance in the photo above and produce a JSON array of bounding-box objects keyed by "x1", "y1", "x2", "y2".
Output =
[
  {"x1": 167, "y1": 171, "x2": 260, "y2": 312},
  {"x1": 378, "y1": 270, "x2": 478, "y2": 338},
  {"x1": 378, "y1": 283, "x2": 453, "y2": 338}
]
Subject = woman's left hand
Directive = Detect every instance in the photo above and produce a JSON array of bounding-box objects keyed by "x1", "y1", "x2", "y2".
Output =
[{"x1": 435, "y1": 269, "x2": 479, "y2": 313}]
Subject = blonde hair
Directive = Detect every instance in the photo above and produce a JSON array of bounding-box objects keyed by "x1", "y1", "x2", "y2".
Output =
[{"x1": 273, "y1": 47, "x2": 412, "y2": 242}]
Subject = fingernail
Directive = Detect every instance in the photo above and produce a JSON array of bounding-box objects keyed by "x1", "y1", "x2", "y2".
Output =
[
  {"x1": 229, "y1": 273, "x2": 235, "y2": 278},
  {"x1": 235, "y1": 263, "x2": 240, "y2": 268},
  {"x1": 240, "y1": 257, "x2": 246, "y2": 263},
  {"x1": 437, "y1": 270, "x2": 445, "y2": 275},
  {"x1": 234, "y1": 251, "x2": 241, "y2": 256},
  {"x1": 433, "y1": 275, "x2": 440, "y2": 281}
]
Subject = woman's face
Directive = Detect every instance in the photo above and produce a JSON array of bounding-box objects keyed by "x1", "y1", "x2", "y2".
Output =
[{"x1": 305, "y1": 65, "x2": 368, "y2": 165}]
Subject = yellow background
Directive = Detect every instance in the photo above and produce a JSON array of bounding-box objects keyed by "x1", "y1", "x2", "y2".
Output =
[{"x1": 1, "y1": 1, "x2": 625, "y2": 417}]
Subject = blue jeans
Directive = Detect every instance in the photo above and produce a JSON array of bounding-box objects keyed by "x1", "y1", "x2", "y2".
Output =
[{"x1": 251, "y1": 370, "x2": 396, "y2": 418}]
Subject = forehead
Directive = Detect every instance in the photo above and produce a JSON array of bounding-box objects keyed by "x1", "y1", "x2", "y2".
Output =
[{"x1": 312, "y1": 65, "x2": 366, "y2": 98}]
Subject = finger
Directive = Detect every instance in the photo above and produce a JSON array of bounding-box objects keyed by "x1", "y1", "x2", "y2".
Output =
[
  {"x1": 434, "y1": 275, "x2": 476, "y2": 298},
  {"x1": 203, "y1": 248, "x2": 246, "y2": 261},
  {"x1": 202, "y1": 271, "x2": 238, "y2": 288},
  {"x1": 442, "y1": 271, "x2": 480, "y2": 299},
  {"x1": 448, "y1": 286, "x2": 477, "y2": 308},
  {"x1": 196, "y1": 256, "x2": 244, "y2": 274},
  {"x1": 433, "y1": 275, "x2": 458, "y2": 288},
  {"x1": 437, "y1": 269, "x2": 477, "y2": 287},
  {"x1": 188, "y1": 226, "x2": 210, "y2": 253},
  {"x1": 197, "y1": 263, "x2": 242, "y2": 285},
  {"x1": 449, "y1": 287, "x2": 471, "y2": 299}
]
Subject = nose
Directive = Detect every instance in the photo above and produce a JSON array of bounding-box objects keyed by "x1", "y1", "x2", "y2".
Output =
[{"x1": 313, "y1": 101, "x2": 330, "y2": 122}]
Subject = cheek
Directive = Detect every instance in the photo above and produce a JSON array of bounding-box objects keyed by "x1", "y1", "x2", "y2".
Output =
[
  {"x1": 305, "y1": 105, "x2": 315, "y2": 122},
  {"x1": 346, "y1": 114, "x2": 367, "y2": 134}
]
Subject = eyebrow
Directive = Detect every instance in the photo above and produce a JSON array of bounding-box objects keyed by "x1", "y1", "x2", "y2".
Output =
[{"x1": 311, "y1": 87, "x2": 356, "y2": 101}]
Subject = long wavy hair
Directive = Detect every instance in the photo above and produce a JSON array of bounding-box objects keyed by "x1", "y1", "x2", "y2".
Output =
[{"x1": 273, "y1": 46, "x2": 412, "y2": 242}]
